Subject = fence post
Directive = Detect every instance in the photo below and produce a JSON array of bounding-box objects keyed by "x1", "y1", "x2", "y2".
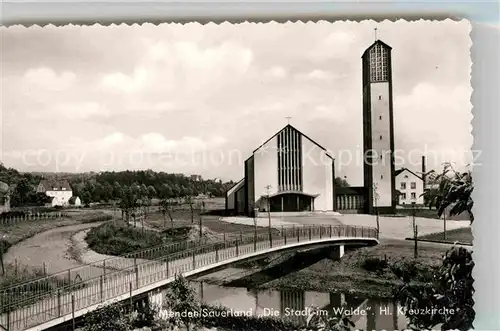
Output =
[
  {"x1": 330, "y1": 225, "x2": 332, "y2": 237},
  {"x1": 361, "y1": 226, "x2": 364, "y2": 237},
  {"x1": 215, "y1": 245, "x2": 219, "y2": 262},
  {"x1": 297, "y1": 227, "x2": 300, "y2": 242},
  {"x1": 192, "y1": 250, "x2": 196, "y2": 269},
  {"x1": 100, "y1": 275, "x2": 104, "y2": 301},
  {"x1": 71, "y1": 294, "x2": 76, "y2": 331},
  {"x1": 223, "y1": 233, "x2": 226, "y2": 248},
  {"x1": 235, "y1": 240, "x2": 239, "y2": 256},
  {"x1": 240, "y1": 231, "x2": 243, "y2": 243},
  {"x1": 129, "y1": 282, "x2": 133, "y2": 310},
  {"x1": 134, "y1": 258, "x2": 139, "y2": 288},
  {"x1": 166, "y1": 258, "x2": 170, "y2": 278},
  {"x1": 320, "y1": 226, "x2": 322, "y2": 239},
  {"x1": 284, "y1": 228, "x2": 287, "y2": 245},
  {"x1": 6, "y1": 310, "x2": 10, "y2": 331},
  {"x1": 309, "y1": 227, "x2": 312, "y2": 241},
  {"x1": 43, "y1": 262, "x2": 47, "y2": 276},
  {"x1": 57, "y1": 288, "x2": 62, "y2": 316},
  {"x1": 103, "y1": 260, "x2": 107, "y2": 281}
]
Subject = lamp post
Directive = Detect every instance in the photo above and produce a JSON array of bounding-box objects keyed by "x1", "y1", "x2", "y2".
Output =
[
  {"x1": 265, "y1": 185, "x2": 272, "y2": 247},
  {"x1": 411, "y1": 198, "x2": 418, "y2": 258}
]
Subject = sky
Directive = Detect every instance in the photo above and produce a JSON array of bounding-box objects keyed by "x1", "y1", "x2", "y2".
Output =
[{"x1": 1, "y1": 19, "x2": 473, "y2": 185}]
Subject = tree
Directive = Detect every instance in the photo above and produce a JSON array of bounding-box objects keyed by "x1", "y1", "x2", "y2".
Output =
[
  {"x1": 147, "y1": 185, "x2": 157, "y2": 199},
  {"x1": 422, "y1": 163, "x2": 474, "y2": 223},
  {"x1": 395, "y1": 245, "x2": 474, "y2": 331},
  {"x1": 119, "y1": 186, "x2": 138, "y2": 225},
  {"x1": 438, "y1": 163, "x2": 474, "y2": 223},
  {"x1": 159, "y1": 198, "x2": 175, "y2": 229},
  {"x1": 82, "y1": 301, "x2": 131, "y2": 331},
  {"x1": 163, "y1": 274, "x2": 201, "y2": 331}
]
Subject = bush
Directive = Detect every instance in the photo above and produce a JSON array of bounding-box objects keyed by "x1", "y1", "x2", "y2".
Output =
[
  {"x1": 360, "y1": 256, "x2": 389, "y2": 273},
  {"x1": 161, "y1": 226, "x2": 191, "y2": 239},
  {"x1": 390, "y1": 259, "x2": 436, "y2": 282},
  {"x1": 86, "y1": 222, "x2": 165, "y2": 256}
]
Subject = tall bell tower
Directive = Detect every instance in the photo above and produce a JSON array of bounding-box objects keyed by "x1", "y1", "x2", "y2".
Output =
[{"x1": 362, "y1": 39, "x2": 396, "y2": 214}]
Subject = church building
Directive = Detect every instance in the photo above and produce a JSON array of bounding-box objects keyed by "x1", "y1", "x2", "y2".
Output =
[
  {"x1": 226, "y1": 124, "x2": 336, "y2": 216},
  {"x1": 226, "y1": 37, "x2": 399, "y2": 216}
]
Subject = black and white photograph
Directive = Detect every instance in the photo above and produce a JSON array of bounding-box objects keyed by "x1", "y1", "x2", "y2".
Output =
[{"x1": 1, "y1": 20, "x2": 474, "y2": 331}]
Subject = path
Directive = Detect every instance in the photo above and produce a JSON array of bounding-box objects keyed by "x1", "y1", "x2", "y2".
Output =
[
  {"x1": 3, "y1": 222, "x2": 105, "y2": 276},
  {"x1": 221, "y1": 214, "x2": 470, "y2": 240}
]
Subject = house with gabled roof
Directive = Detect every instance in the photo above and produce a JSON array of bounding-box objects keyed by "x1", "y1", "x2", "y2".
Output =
[
  {"x1": 36, "y1": 179, "x2": 73, "y2": 206},
  {"x1": 395, "y1": 168, "x2": 425, "y2": 205}
]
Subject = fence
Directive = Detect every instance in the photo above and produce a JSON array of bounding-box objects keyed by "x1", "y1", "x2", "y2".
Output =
[
  {"x1": 0, "y1": 224, "x2": 377, "y2": 331},
  {"x1": 0, "y1": 212, "x2": 67, "y2": 226}
]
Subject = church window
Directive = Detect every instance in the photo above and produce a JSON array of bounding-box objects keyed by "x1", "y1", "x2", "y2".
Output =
[
  {"x1": 379, "y1": 115, "x2": 382, "y2": 120},
  {"x1": 380, "y1": 135, "x2": 383, "y2": 140},
  {"x1": 378, "y1": 95, "x2": 382, "y2": 100}
]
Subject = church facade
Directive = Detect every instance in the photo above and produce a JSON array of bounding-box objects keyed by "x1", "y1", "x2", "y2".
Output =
[
  {"x1": 226, "y1": 38, "x2": 400, "y2": 216},
  {"x1": 226, "y1": 125, "x2": 335, "y2": 216}
]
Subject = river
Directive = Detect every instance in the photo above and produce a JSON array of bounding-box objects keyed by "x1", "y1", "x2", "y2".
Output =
[{"x1": 188, "y1": 280, "x2": 409, "y2": 331}]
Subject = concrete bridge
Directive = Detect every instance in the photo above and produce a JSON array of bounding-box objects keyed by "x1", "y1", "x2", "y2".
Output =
[{"x1": 0, "y1": 224, "x2": 378, "y2": 331}]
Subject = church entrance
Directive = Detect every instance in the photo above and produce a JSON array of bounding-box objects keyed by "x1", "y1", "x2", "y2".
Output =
[{"x1": 269, "y1": 193, "x2": 314, "y2": 212}]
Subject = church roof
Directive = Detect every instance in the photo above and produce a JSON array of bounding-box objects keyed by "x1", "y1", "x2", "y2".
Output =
[
  {"x1": 252, "y1": 124, "x2": 334, "y2": 160},
  {"x1": 361, "y1": 39, "x2": 392, "y2": 58}
]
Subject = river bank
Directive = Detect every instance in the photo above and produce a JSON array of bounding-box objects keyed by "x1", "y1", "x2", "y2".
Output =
[{"x1": 196, "y1": 238, "x2": 450, "y2": 299}]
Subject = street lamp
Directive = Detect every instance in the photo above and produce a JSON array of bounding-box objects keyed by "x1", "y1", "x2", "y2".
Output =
[{"x1": 411, "y1": 197, "x2": 418, "y2": 258}]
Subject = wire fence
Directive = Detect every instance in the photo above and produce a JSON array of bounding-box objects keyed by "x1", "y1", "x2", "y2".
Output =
[{"x1": 0, "y1": 224, "x2": 378, "y2": 331}]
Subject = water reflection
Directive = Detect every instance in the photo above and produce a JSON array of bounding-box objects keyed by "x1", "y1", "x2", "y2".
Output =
[{"x1": 191, "y1": 281, "x2": 408, "y2": 331}]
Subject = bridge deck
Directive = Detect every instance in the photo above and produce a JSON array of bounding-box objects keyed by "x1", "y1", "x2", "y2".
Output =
[{"x1": 0, "y1": 225, "x2": 378, "y2": 331}]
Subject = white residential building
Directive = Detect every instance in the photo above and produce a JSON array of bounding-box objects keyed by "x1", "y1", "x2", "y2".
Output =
[
  {"x1": 36, "y1": 179, "x2": 73, "y2": 206},
  {"x1": 395, "y1": 168, "x2": 424, "y2": 205}
]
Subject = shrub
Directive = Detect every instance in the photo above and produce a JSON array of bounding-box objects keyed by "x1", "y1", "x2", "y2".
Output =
[
  {"x1": 161, "y1": 226, "x2": 191, "y2": 240},
  {"x1": 86, "y1": 222, "x2": 164, "y2": 256},
  {"x1": 360, "y1": 256, "x2": 389, "y2": 273},
  {"x1": 390, "y1": 259, "x2": 436, "y2": 283}
]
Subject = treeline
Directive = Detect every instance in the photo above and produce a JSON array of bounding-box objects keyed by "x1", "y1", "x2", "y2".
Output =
[
  {"x1": 70, "y1": 171, "x2": 233, "y2": 204},
  {"x1": 1, "y1": 163, "x2": 234, "y2": 207}
]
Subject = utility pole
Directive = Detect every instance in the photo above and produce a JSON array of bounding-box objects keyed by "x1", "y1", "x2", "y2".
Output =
[
  {"x1": 265, "y1": 185, "x2": 272, "y2": 247},
  {"x1": 199, "y1": 202, "x2": 203, "y2": 241},
  {"x1": 412, "y1": 199, "x2": 418, "y2": 258}
]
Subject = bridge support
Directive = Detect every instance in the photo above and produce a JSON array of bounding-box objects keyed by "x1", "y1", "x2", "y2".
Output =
[{"x1": 328, "y1": 245, "x2": 344, "y2": 260}]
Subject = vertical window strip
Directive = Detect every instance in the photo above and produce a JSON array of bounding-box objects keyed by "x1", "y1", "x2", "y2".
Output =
[{"x1": 277, "y1": 133, "x2": 281, "y2": 191}]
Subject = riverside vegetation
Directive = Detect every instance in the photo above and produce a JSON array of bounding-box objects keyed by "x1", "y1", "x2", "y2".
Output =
[{"x1": 79, "y1": 244, "x2": 473, "y2": 331}]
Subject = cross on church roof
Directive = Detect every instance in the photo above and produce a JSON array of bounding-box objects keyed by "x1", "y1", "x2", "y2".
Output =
[{"x1": 285, "y1": 116, "x2": 292, "y2": 124}]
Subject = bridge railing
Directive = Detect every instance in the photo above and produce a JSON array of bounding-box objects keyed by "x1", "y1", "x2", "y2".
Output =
[
  {"x1": 0, "y1": 224, "x2": 377, "y2": 331},
  {"x1": 0, "y1": 224, "x2": 284, "y2": 304}
]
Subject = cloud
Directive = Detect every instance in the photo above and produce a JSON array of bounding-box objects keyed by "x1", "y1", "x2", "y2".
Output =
[
  {"x1": 23, "y1": 67, "x2": 76, "y2": 91},
  {"x1": 101, "y1": 67, "x2": 148, "y2": 93},
  {"x1": 1, "y1": 20, "x2": 472, "y2": 182}
]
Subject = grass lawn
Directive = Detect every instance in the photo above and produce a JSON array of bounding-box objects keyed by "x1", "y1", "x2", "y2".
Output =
[
  {"x1": 417, "y1": 227, "x2": 473, "y2": 245},
  {"x1": 145, "y1": 210, "x2": 279, "y2": 238},
  {"x1": 396, "y1": 208, "x2": 440, "y2": 219}
]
